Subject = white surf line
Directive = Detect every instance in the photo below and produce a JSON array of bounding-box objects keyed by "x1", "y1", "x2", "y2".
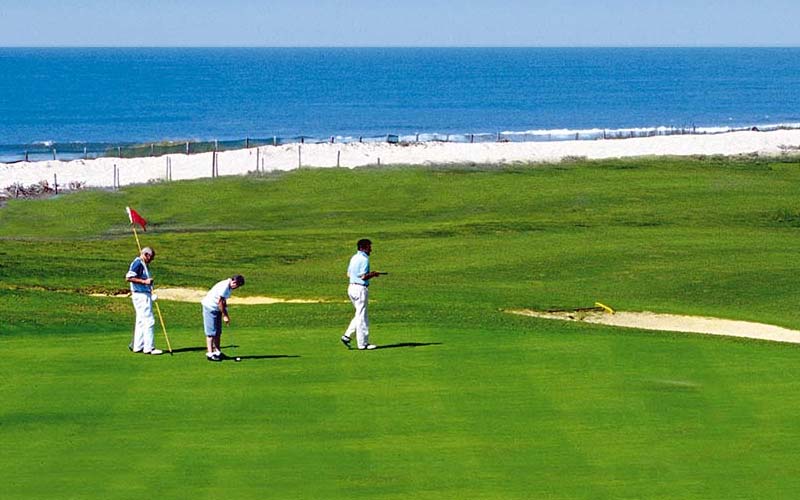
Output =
[{"x1": 506, "y1": 309, "x2": 800, "y2": 345}]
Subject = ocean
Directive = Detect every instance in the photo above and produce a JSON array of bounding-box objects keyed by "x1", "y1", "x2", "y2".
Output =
[{"x1": 1, "y1": 47, "x2": 799, "y2": 161}]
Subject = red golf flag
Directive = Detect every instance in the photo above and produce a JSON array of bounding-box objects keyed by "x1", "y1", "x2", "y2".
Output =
[{"x1": 126, "y1": 206, "x2": 147, "y2": 231}]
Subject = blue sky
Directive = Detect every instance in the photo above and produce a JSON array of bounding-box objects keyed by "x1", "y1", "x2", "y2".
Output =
[{"x1": 2, "y1": 0, "x2": 798, "y2": 47}]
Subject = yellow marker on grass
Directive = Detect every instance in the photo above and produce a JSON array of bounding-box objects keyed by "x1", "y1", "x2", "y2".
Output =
[{"x1": 594, "y1": 302, "x2": 615, "y2": 314}]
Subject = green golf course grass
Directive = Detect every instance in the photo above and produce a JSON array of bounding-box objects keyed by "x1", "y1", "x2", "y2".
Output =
[{"x1": 3, "y1": 156, "x2": 800, "y2": 498}]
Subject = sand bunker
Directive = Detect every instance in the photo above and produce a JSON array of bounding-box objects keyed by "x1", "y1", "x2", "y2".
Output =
[
  {"x1": 93, "y1": 287, "x2": 329, "y2": 305},
  {"x1": 506, "y1": 307, "x2": 800, "y2": 344}
]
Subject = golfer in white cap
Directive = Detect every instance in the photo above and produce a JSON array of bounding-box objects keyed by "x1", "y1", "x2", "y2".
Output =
[{"x1": 126, "y1": 247, "x2": 162, "y2": 355}]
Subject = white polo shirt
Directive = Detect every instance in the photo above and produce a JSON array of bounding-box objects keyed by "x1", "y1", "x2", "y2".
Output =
[{"x1": 202, "y1": 279, "x2": 232, "y2": 310}]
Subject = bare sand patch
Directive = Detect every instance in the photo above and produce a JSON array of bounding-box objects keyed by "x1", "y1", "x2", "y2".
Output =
[
  {"x1": 506, "y1": 307, "x2": 800, "y2": 344},
  {"x1": 92, "y1": 287, "x2": 330, "y2": 305}
]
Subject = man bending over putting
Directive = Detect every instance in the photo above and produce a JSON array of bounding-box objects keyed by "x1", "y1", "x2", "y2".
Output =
[{"x1": 202, "y1": 275, "x2": 245, "y2": 362}]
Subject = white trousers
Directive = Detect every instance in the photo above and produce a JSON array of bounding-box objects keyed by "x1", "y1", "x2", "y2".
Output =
[
  {"x1": 344, "y1": 284, "x2": 369, "y2": 348},
  {"x1": 131, "y1": 292, "x2": 156, "y2": 352}
]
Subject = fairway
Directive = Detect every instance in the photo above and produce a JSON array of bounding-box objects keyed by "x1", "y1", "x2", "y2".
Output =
[{"x1": 4, "y1": 157, "x2": 800, "y2": 499}]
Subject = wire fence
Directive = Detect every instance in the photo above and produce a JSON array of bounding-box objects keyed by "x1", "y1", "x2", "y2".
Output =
[{"x1": 4, "y1": 123, "x2": 798, "y2": 163}]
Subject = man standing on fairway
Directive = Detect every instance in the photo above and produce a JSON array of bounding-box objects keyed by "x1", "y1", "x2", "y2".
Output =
[
  {"x1": 202, "y1": 275, "x2": 245, "y2": 362},
  {"x1": 126, "y1": 247, "x2": 162, "y2": 355},
  {"x1": 341, "y1": 239, "x2": 384, "y2": 350}
]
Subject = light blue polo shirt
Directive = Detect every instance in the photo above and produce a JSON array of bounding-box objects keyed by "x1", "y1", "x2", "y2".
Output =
[
  {"x1": 126, "y1": 256, "x2": 151, "y2": 294},
  {"x1": 347, "y1": 250, "x2": 370, "y2": 286}
]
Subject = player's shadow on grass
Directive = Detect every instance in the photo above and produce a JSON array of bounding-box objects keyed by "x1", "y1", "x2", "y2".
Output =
[
  {"x1": 168, "y1": 346, "x2": 207, "y2": 354},
  {"x1": 167, "y1": 346, "x2": 300, "y2": 360},
  {"x1": 377, "y1": 342, "x2": 442, "y2": 349}
]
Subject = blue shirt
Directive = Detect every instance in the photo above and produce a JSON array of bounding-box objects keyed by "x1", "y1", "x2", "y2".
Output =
[
  {"x1": 347, "y1": 250, "x2": 370, "y2": 285},
  {"x1": 126, "y1": 256, "x2": 151, "y2": 294}
]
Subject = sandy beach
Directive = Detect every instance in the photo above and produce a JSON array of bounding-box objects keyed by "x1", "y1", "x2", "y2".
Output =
[{"x1": 2, "y1": 129, "x2": 800, "y2": 193}]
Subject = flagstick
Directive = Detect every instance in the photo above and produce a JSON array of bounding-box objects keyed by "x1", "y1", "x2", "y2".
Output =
[
  {"x1": 127, "y1": 225, "x2": 143, "y2": 350},
  {"x1": 131, "y1": 224, "x2": 143, "y2": 253},
  {"x1": 131, "y1": 224, "x2": 173, "y2": 355},
  {"x1": 154, "y1": 303, "x2": 172, "y2": 354}
]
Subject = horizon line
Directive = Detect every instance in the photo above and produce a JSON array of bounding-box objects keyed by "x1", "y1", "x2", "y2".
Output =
[{"x1": 1, "y1": 44, "x2": 799, "y2": 49}]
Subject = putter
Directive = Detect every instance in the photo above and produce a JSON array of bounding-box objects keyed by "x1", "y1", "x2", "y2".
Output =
[{"x1": 227, "y1": 324, "x2": 241, "y2": 362}]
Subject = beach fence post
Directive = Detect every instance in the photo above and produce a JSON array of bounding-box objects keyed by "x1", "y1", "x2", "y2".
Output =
[
  {"x1": 214, "y1": 141, "x2": 219, "y2": 178},
  {"x1": 256, "y1": 147, "x2": 260, "y2": 172},
  {"x1": 54, "y1": 174, "x2": 58, "y2": 194},
  {"x1": 25, "y1": 151, "x2": 28, "y2": 162},
  {"x1": 186, "y1": 142, "x2": 190, "y2": 155},
  {"x1": 246, "y1": 137, "x2": 250, "y2": 149},
  {"x1": 416, "y1": 133, "x2": 419, "y2": 142},
  {"x1": 470, "y1": 134, "x2": 474, "y2": 143},
  {"x1": 298, "y1": 145, "x2": 302, "y2": 168},
  {"x1": 337, "y1": 150, "x2": 340, "y2": 167},
  {"x1": 118, "y1": 146, "x2": 122, "y2": 158}
]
